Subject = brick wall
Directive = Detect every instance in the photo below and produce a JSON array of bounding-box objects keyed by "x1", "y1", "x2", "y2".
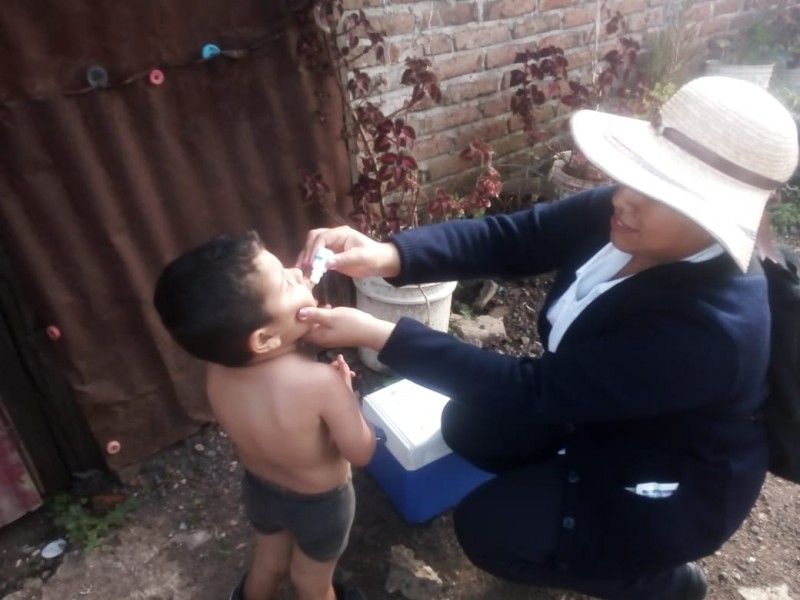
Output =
[{"x1": 342, "y1": 0, "x2": 787, "y2": 194}]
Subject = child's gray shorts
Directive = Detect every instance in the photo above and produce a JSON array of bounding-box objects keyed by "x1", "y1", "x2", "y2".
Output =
[{"x1": 241, "y1": 470, "x2": 355, "y2": 562}]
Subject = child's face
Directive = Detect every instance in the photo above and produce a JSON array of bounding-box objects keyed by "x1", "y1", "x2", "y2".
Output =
[{"x1": 254, "y1": 249, "x2": 317, "y2": 338}]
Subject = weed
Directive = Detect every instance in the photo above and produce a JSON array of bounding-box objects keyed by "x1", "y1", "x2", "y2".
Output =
[
  {"x1": 46, "y1": 493, "x2": 140, "y2": 552},
  {"x1": 459, "y1": 307, "x2": 475, "y2": 319},
  {"x1": 771, "y1": 182, "x2": 800, "y2": 233}
]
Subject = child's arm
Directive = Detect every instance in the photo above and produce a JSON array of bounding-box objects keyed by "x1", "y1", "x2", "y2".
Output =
[
  {"x1": 329, "y1": 354, "x2": 356, "y2": 391},
  {"x1": 319, "y1": 357, "x2": 376, "y2": 467}
]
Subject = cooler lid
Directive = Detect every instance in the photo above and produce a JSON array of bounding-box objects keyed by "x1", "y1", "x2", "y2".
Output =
[{"x1": 363, "y1": 379, "x2": 451, "y2": 471}]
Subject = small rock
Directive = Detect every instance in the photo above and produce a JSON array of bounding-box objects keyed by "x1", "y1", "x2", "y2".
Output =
[
  {"x1": 450, "y1": 315, "x2": 506, "y2": 348},
  {"x1": 473, "y1": 280, "x2": 499, "y2": 311},
  {"x1": 385, "y1": 545, "x2": 443, "y2": 600},
  {"x1": 737, "y1": 584, "x2": 792, "y2": 599},
  {"x1": 171, "y1": 529, "x2": 213, "y2": 551},
  {"x1": 488, "y1": 305, "x2": 511, "y2": 319},
  {"x1": 194, "y1": 444, "x2": 205, "y2": 452}
]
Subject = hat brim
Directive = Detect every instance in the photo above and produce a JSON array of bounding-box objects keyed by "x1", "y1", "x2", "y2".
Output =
[{"x1": 570, "y1": 110, "x2": 769, "y2": 271}]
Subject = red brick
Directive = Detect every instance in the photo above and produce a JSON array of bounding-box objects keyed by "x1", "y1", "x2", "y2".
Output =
[
  {"x1": 686, "y1": 2, "x2": 713, "y2": 23},
  {"x1": 566, "y1": 47, "x2": 593, "y2": 70},
  {"x1": 688, "y1": 2, "x2": 713, "y2": 22},
  {"x1": 615, "y1": 0, "x2": 649, "y2": 15},
  {"x1": 541, "y1": 0, "x2": 574, "y2": 10},
  {"x1": 454, "y1": 118, "x2": 509, "y2": 149},
  {"x1": 368, "y1": 12, "x2": 417, "y2": 37},
  {"x1": 349, "y1": 46, "x2": 386, "y2": 70},
  {"x1": 564, "y1": 7, "x2": 595, "y2": 28},
  {"x1": 700, "y1": 15, "x2": 733, "y2": 36},
  {"x1": 488, "y1": 132, "x2": 532, "y2": 156},
  {"x1": 512, "y1": 12, "x2": 562, "y2": 38},
  {"x1": 486, "y1": 41, "x2": 536, "y2": 69},
  {"x1": 538, "y1": 31, "x2": 582, "y2": 51},
  {"x1": 713, "y1": 0, "x2": 744, "y2": 16},
  {"x1": 729, "y1": 12, "x2": 758, "y2": 30},
  {"x1": 424, "y1": 153, "x2": 474, "y2": 181},
  {"x1": 507, "y1": 104, "x2": 557, "y2": 133},
  {"x1": 435, "y1": 51, "x2": 484, "y2": 81},
  {"x1": 486, "y1": 0, "x2": 537, "y2": 20},
  {"x1": 417, "y1": 105, "x2": 483, "y2": 135},
  {"x1": 627, "y1": 8, "x2": 659, "y2": 32},
  {"x1": 406, "y1": 34, "x2": 454, "y2": 57},
  {"x1": 481, "y1": 95, "x2": 512, "y2": 118},
  {"x1": 426, "y1": 3, "x2": 480, "y2": 28},
  {"x1": 445, "y1": 76, "x2": 501, "y2": 103},
  {"x1": 455, "y1": 24, "x2": 512, "y2": 51},
  {"x1": 413, "y1": 135, "x2": 455, "y2": 161}
]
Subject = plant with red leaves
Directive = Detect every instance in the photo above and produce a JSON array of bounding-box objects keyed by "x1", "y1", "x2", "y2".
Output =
[
  {"x1": 508, "y1": 46, "x2": 570, "y2": 145},
  {"x1": 297, "y1": 1, "x2": 500, "y2": 240},
  {"x1": 428, "y1": 139, "x2": 502, "y2": 222},
  {"x1": 506, "y1": 7, "x2": 658, "y2": 183}
]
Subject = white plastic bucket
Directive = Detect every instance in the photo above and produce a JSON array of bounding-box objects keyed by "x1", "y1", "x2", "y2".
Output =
[{"x1": 354, "y1": 276, "x2": 457, "y2": 371}]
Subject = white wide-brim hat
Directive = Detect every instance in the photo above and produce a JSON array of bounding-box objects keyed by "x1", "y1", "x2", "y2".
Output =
[{"x1": 570, "y1": 76, "x2": 799, "y2": 271}]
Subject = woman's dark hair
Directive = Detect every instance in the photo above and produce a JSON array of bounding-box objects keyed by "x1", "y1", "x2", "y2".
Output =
[{"x1": 153, "y1": 232, "x2": 272, "y2": 367}]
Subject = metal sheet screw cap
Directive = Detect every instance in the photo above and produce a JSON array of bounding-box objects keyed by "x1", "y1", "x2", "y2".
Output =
[
  {"x1": 86, "y1": 65, "x2": 109, "y2": 88},
  {"x1": 202, "y1": 44, "x2": 221, "y2": 60}
]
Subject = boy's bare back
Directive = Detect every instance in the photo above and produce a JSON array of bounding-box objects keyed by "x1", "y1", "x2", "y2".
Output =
[{"x1": 207, "y1": 350, "x2": 374, "y2": 495}]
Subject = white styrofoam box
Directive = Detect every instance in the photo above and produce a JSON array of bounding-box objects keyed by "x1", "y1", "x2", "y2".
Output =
[{"x1": 363, "y1": 378, "x2": 452, "y2": 471}]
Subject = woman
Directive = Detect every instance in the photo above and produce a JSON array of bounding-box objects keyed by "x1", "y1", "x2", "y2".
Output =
[{"x1": 295, "y1": 77, "x2": 799, "y2": 599}]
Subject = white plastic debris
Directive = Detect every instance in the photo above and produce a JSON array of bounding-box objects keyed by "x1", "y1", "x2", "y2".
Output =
[{"x1": 41, "y1": 539, "x2": 67, "y2": 559}]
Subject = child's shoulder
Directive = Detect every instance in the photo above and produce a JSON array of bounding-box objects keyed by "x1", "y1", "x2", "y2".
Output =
[{"x1": 275, "y1": 351, "x2": 342, "y2": 387}]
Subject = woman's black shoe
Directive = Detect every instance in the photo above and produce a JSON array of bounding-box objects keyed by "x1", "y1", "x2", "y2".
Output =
[
  {"x1": 228, "y1": 574, "x2": 245, "y2": 600},
  {"x1": 672, "y1": 562, "x2": 707, "y2": 600},
  {"x1": 334, "y1": 581, "x2": 367, "y2": 600}
]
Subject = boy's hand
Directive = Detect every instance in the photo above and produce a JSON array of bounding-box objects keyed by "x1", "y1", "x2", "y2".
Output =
[{"x1": 330, "y1": 354, "x2": 356, "y2": 391}]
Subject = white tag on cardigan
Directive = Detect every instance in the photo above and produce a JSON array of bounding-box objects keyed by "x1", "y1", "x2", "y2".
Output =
[{"x1": 624, "y1": 482, "x2": 679, "y2": 498}]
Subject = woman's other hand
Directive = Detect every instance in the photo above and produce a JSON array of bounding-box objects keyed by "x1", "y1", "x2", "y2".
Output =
[
  {"x1": 298, "y1": 306, "x2": 395, "y2": 351},
  {"x1": 296, "y1": 226, "x2": 401, "y2": 279}
]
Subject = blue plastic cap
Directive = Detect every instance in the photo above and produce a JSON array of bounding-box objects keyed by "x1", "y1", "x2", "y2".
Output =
[{"x1": 201, "y1": 44, "x2": 221, "y2": 60}]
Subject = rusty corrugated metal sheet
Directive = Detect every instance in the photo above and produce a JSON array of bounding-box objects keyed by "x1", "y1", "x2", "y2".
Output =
[
  {"x1": 0, "y1": 0, "x2": 352, "y2": 469},
  {"x1": 0, "y1": 406, "x2": 42, "y2": 527}
]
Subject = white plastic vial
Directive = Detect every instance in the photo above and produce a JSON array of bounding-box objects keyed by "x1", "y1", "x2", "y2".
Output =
[{"x1": 309, "y1": 247, "x2": 335, "y2": 284}]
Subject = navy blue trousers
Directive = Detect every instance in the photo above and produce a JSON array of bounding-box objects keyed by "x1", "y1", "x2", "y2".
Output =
[{"x1": 441, "y1": 400, "x2": 696, "y2": 600}]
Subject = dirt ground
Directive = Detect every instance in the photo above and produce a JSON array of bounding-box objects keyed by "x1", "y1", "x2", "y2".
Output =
[{"x1": 2, "y1": 263, "x2": 800, "y2": 599}]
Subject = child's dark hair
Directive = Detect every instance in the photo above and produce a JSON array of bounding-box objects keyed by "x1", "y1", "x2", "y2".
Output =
[{"x1": 153, "y1": 231, "x2": 272, "y2": 367}]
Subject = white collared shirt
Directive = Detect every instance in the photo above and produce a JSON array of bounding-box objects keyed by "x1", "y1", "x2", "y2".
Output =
[{"x1": 545, "y1": 242, "x2": 725, "y2": 352}]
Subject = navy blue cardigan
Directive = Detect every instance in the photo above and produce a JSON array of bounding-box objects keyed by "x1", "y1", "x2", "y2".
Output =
[{"x1": 378, "y1": 186, "x2": 770, "y2": 576}]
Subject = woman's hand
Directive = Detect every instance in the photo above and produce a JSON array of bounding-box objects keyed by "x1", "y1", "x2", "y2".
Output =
[
  {"x1": 298, "y1": 306, "x2": 395, "y2": 351},
  {"x1": 296, "y1": 226, "x2": 401, "y2": 279},
  {"x1": 329, "y1": 354, "x2": 356, "y2": 391}
]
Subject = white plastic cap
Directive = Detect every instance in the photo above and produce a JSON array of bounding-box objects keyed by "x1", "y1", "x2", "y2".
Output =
[{"x1": 310, "y1": 247, "x2": 335, "y2": 284}]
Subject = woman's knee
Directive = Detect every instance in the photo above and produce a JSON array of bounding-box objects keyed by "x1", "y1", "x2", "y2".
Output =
[{"x1": 441, "y1": 401, "x2": 466, "y2": 452}]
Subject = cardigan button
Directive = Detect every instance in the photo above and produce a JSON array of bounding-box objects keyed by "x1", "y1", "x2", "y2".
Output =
[
  {"x1": 567, "y1": 470, "x2": 580, "y2": 484},
  {"x1": 562, "y1": 517, "x2": 575, "y2": 530},
  {"x1": 564, "y1": 422, "x2": 576, "y2": 434},
  {"x1": 557, "y1": 562, "x2": 570, "y2": 572}
]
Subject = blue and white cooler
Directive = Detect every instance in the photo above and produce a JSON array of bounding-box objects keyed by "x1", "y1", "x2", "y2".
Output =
[{"x1": 362, "y1": 379, "x2": 494, "y2": 523}]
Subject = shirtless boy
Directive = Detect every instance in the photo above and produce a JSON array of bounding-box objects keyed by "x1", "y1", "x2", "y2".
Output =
[{"x1": 153, "y1": 232, "x2": 375, "y2": 600}]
